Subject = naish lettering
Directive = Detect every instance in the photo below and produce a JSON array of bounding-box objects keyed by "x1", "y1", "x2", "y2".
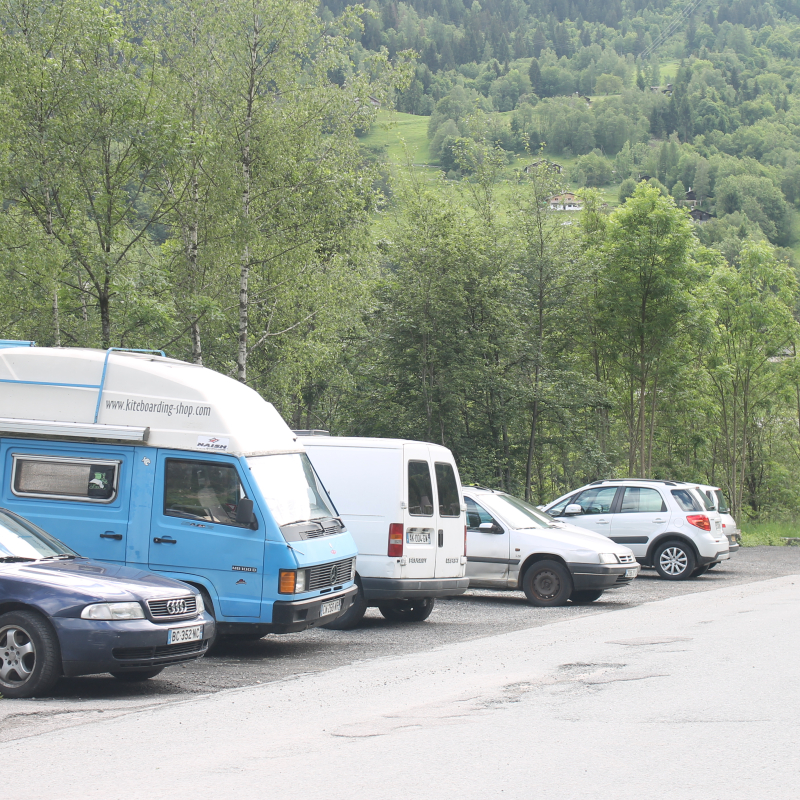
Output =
[
  {"x1": 197, "y1": 435, "x2": 229, "y2": 451},
  {"x1": 104, "y1": 398, "x2": 211, "y2": 418}
]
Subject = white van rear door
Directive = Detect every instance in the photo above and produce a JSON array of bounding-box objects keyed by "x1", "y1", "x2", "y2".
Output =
[
  {"x1": 403, "y1": 444, "x2": 437, "y2": 578},
  {"x1": 431, "y1": 457, "x2": 465, "y2": 578}
]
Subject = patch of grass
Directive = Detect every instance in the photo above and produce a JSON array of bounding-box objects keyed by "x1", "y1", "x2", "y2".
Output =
[
  {"x1": 360, "y1": 110, "x2": 433, "y2": 165},
  {"x1": 739, "y1": 521, "x2": 799, "y2": 546}
]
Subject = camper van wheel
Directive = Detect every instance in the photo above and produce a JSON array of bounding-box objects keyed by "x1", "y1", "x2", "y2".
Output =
[
  {"x1": 0, "y1": 611, "x2": 62, "y2": 699},
  {"x1": 323, "y1": 584, "x2": 367, "y2": 630},
  {"x1": 377, "y1": 598, "x2": 435, "y2": 623},
  {"x1": 111, "y1": 668, "x2": 165, "y2": 682}
]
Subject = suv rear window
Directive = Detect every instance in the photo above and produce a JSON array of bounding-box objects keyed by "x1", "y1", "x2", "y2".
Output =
[
  {"x1": 434, "y1": 462, "x2": 460, "y2": 517},
  {"x1": 671, "y1": 488, "x2": 704, "y2": 512},
  {"x1": 620, "y1": 487, "x2": 666, "y2": 513}
]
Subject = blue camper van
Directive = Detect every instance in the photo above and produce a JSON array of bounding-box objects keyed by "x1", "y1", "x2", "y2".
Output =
[{"x1": 0, "y1": 343, "x2": 357, "y2": 639}]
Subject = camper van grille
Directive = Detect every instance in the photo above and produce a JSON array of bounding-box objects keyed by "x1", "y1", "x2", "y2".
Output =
[
  {"x1": 307, "y1": 558, "x2": 355, "y2": 591},
  {"x1": 147, "y1": 596, "x2": 198, "y2": 620}
]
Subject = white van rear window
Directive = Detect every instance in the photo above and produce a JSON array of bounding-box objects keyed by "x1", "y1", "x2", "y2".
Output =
[
  {"x1": 435, "y1": 463, "x2": 461, "y2": 517},
  {"x1": 408, "y1": 461, "x2": 434, "y2": 516},
  {"x1": 11, "y1": 455, "x2": 119, "y2": 503}
]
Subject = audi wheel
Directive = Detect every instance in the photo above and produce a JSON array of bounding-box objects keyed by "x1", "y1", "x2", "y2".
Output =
[{"x1": 0, "y1": 611, "x2": 62, "y2": 699}]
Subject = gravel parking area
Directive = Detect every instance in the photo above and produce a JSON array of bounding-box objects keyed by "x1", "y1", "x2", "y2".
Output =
[{"x1": 42, "y1": 545, "x2": 800, "y2": 700}]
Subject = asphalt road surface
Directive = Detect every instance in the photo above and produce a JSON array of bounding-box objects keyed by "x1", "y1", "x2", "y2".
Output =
[
  {"x1": 1, "y1": 545, "x2": 798, "y2": 746},
  {"x1": 4, "y1": 552, "x2": 800, "y2": 799}
]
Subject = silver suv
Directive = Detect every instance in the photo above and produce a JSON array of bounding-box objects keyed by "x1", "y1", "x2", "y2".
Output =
[{"x1": 543, "y1": 480, "x2": 730, "y2": 580}]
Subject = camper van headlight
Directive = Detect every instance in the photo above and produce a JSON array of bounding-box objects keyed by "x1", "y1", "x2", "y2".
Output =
[
  {"x1": 81, "y1": 602, "x2": 145, "y2": 620},
  {"x1": 598, "y1": 553, "x2": 620, "y2": 564},
  {"x1": 295, "y1": 570, "x2": 308, "y2": 593}
]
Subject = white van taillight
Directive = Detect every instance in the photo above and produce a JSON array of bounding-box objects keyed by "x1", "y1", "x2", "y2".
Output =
[
  {"x1": 464, "y1": 524, "x2": 467, "y2": 556},
  {"x1": 686, "y1": 514, "x2": 711, "y2": 531},
  {"x1": 388, "y1": 523, "x2": 404, "y2": 557}
]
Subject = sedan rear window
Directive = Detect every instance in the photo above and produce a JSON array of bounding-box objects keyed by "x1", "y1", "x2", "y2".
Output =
[{"x1": 671, "y1": 489, "x2": 704, "y2": 512}]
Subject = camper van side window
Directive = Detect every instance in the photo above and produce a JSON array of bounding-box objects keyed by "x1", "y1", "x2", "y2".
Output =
[
  {"x1": 11, "y1": 455, "x2": 119, "y2": 503},
  {"x1": 435, "y1": 462, "x2": 461, "y2": 517},
  {"x1": 164, "y1": 459, "x2": 250, "y2": 527},
  {"x1": 408, "y1": 461, "x2": 434, "y2": 517}
]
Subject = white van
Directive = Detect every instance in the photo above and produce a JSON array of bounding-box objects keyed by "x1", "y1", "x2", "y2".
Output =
[
  {"x1": 300, "y1": 435, "x2": 469, "y2": 628},
  {"x1": 698, "y1": 484, "x2": 740, "y2": 556}
]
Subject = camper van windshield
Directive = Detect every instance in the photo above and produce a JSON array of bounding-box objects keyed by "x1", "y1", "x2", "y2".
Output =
[{"x1": 247, "y1": 453, "x2": 337, "y2": 527}]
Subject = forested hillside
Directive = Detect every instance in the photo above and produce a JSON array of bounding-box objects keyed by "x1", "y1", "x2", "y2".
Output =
[{"x1": 2, "y1": 0, "x2": 800, "y2": 520}]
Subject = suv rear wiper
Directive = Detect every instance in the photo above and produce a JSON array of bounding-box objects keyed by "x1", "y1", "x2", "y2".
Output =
[{"x1": 0, "y1": 556, "x2": 37, "y2": 563}]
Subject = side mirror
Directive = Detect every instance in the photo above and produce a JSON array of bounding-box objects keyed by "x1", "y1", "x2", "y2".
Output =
[
  {"x1": 479, "y1": 521, "x2": 503, "y2": 534},
  {"x1": 236, "y1": 498, "x2": 255, "y2": 526},
  {"x1": 564, "y1": 503, "x2": 583, "y2": 516}
]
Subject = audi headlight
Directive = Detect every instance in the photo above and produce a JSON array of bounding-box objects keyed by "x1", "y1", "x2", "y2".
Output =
[
  {"x1": 598, "y1": 553, "x2": 620, "y2": 564},
  {"x1": 81, "y1": 602, "x2": 145, "y2": 620},
  {"x1": 194, "y1": 593, "x2": 205, "y2": 614}
]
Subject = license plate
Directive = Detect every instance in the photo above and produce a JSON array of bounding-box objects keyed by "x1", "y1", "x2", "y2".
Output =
[
  {"x1": 167, "y1": 625, "x2": 203, "y2": 645},
  {"x1": 625, "y1": 568, "x2": 638, "y2": 578},
  {"x1": 406, "y1": 527, "x2": 432, "y2": 544},
  {"x1": 320, "y1": 598, "x2": 342, "y2": 617}
]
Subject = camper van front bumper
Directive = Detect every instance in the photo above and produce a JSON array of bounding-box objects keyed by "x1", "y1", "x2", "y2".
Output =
[
  {"x1": 267, "y1": 585, "x2": 358, "y2": 633},
  {"x1": 362, "y1": 577, "x2": 470, "y2": 600}
]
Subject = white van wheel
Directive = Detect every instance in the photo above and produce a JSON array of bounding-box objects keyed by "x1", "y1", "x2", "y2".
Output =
[
  {"x1": 323, "y1": 584, "x2": 367, "y2": 630},
  {"x1": 377, "y1": 598, "x2": 435, "y2": 622}
]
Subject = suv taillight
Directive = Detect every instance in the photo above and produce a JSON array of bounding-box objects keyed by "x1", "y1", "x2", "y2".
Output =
[
  {"x1": 686, "y1": 514, "x2": 711, "y2": 531},
  {"x1": 388, "y1": 523, "x2": 404, "y2": 557}
]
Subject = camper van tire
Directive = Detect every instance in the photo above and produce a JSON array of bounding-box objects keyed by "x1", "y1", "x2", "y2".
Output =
[
  {"x1": 521, "y1": 560, "x2": 573, "y2": 607},
  {"x1": 323, "y1": 583, "x2": 368, "y2": 630},
  {"x1": 377, "y1": 597, "x2": 435, "y2": 622},
  {"x1": 0, "y1": 610, "x2": 62, "y2": 699},
  {"x1": 111, "y1": 668, "x2": 165, "y2": 682}
]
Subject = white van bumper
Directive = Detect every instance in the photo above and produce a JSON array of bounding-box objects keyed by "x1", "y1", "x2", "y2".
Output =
[{"x1": 361, "y1": 577, "x2": 469, "y2": 600}]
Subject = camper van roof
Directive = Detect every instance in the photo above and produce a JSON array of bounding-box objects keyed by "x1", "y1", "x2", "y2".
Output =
[{"x1": 0, "y1": 347, "x2": 300, "y2": 457}]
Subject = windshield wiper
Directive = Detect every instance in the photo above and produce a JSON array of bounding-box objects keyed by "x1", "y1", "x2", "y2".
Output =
[
  {"x1": 0, "y1": 556, "x2": 37, "y2": 563},
  {"x1": 38, "y1": 554, "x2": 78, "y2": 561}
]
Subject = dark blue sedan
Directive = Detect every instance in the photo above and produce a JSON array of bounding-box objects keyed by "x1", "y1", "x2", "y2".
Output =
[{"x1": 0, "y1": 507, "x2": 215, "y2": 698}]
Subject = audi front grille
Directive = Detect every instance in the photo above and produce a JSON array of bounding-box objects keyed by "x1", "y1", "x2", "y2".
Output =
[{"x1": 147, "y1": 596, "x2": 198, "y2": 620}]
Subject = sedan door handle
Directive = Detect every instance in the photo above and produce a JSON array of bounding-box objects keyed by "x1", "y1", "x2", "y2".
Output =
[
  {"x1": 153, "y1": 537, "x2": 177, "y2": 544},
  {"x1": 100, "y1": 532, "x2": 123, "y2": 541}
]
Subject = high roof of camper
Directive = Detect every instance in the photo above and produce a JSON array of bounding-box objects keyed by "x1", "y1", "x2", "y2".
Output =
[{"x1": 0, "y1": 347, "x2": 300, "y2": 457}]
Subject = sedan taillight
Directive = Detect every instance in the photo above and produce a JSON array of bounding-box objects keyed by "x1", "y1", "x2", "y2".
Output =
[{"x1": 686, "y1": 514, "x2": 711, "y2": 531}]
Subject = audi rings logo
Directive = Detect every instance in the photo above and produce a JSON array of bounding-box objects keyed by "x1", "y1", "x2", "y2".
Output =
[
  {"x1": 329, "y1": 566, "x2": 337, "y2": 584},
  {"x1": 167, "y1": 598, "x2": 188, "y2": 615}
]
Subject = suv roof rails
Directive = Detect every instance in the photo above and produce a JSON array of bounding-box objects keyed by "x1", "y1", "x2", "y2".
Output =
[
  {"x1": 590, "y1": 478, "x2": 679, "y2": 486},
  {"x1": 464, "y1": 484, "x2": 499, "y2": 493}
]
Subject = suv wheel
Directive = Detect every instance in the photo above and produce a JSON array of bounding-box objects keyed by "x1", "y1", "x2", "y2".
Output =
[
  {"x1": 0, "y1": 611, "x2": 62, "y2": 699},
  {"x1": 653, "y1": 541, "x2": 696, "y2": 580},
  {"x1": 522, "y1": 560, "x2": 573, "y2": 606}
]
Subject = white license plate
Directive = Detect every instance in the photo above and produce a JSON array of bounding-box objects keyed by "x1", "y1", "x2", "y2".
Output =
[
  {"x1": 406, "y1": 528, "x2": 432, "y2": 544},
  {"x1": 320, "y1": 598, "x2": 342, "y2": 617},
  {"x1": 625, "y1": 568, "x2": 638, "y2": 578},
  {"x1": 167, "y1": 625, "x2": 203, "y2": 645}
]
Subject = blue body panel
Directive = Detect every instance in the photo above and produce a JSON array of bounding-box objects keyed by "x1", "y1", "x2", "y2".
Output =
[{"x1": 0, "y1": 438, "x2": 358, "y2": 627}]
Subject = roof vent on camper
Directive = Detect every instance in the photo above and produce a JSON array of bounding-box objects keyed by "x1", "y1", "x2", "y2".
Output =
[
  {"x1": 0, "y1": 340, "x2": 35, "y2": 349},
  {"x1": 293, "y1": 430, "x2": 330, "y2": 436}
]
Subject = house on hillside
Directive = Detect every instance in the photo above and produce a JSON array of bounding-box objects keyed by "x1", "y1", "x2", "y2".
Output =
[
  {"x1": 689, "y1": 208, "x2": 714, "y2": 223},
  {"x1": 525, "y1": 159, "x2": 563, "y2": 175},
  {"x1": 547, "y1": 192, "x2": 584, "y2": 211},
  {"x1": 684, "y1": 189, "x2": 699, "y2": 207}
]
